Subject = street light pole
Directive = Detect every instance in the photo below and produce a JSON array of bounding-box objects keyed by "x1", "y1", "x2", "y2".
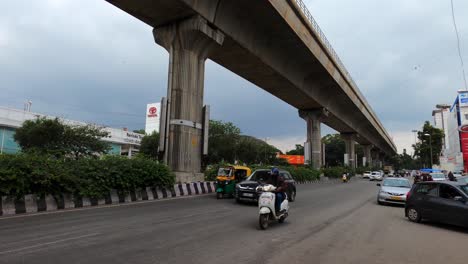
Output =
[{"x1": 424, "y1": 133, "x2": 433, "y2": 168}]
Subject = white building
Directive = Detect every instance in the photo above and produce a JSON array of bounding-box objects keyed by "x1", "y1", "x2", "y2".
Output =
[{"x1": 0, "y1": 106, "x2": 143, "y2": 157}]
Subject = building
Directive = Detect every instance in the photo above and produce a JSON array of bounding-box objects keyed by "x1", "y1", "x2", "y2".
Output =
[
  {"x1": 0, "y1": 106, "x2": 143, "y2": 156},
  {"x1": 439, "y1": 91, "x2": 468, "y2": 172}
]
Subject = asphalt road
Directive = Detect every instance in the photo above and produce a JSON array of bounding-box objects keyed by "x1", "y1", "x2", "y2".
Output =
[{"x1": 0, "y1": 179, "x2": 466, "y2": 264}]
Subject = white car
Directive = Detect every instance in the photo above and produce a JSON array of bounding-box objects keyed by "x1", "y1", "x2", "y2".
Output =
[
  {"x1": 369, "y1": 171, "x2": 383, "y2": 181},
  {"x1": 363, "y1": 171, "x2": 371, "y2": 179},
  {"x1": 430, "y1": 172, "x2": 446, "y2": 181}
]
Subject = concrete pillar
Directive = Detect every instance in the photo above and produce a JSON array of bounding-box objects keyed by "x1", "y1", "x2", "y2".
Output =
[
  {"x1": 341, "y1": 133, "x2": 356, "y2": 169},
  {"x1": 299, "y1": 109, "x2": 325, "y2": 169},
  {"x1": 153, "y1": 16, "x2": 224, "y2": 182},
  {"x1": 362, "y1": 145, "x2": 373, "y2": 167}
]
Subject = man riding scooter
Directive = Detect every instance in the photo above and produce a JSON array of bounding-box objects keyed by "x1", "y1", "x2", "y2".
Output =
[{"x1": 269, "y1": 168, "x2": 288, "y2": 214}]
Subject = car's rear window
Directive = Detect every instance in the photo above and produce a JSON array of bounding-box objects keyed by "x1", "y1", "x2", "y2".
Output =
[
  {"x1": 460, "y1": 185, "x2": 468, "y2": 196},
  {"x1": 415, "y1": 183, "x2": 438, "y2": 196}
]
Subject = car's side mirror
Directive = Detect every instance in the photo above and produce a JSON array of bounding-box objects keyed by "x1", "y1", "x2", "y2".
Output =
[
  {"x1": 376, "y1": 183, "x2": 381, "y2": 186},
  {"x1": 454, "y1": 196, "x2": 464, "y2": 202}
]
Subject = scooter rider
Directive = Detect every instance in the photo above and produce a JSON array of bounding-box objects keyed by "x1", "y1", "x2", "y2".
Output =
[{"x1": 269, "y1": 168, "x2": 287, "y2": 213}]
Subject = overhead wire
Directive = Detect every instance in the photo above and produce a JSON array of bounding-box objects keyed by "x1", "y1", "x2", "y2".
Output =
[{"x1": 450, "y1": 0, "x2": 468, "y2": 90}]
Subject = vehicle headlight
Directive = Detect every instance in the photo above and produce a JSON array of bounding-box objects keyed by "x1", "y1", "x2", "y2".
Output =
[
  {"x1": 236, "y1": 184, "x2": 240, "y2": 189},
  {"x1": 225, "y1": 180, "x2": 230, "y2": 184}
]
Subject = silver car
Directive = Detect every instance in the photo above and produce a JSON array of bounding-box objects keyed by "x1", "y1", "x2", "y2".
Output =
[{"x1": 377, "y1": 177, "x2": 411, "y2": 205}]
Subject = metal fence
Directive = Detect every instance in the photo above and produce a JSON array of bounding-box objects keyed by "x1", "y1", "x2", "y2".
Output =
[{"x1": 292, "y1": 0, "x2": 358, "y2": 90}]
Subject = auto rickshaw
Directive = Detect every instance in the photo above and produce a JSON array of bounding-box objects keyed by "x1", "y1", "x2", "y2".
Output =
[{"x1": 216, "y1": 165, "x2": 251, "y2": 199}]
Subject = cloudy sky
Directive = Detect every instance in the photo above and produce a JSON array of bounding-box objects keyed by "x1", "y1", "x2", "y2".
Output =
[{"x1": 1, "y1": 0, "x2": 468, "y2": 154}]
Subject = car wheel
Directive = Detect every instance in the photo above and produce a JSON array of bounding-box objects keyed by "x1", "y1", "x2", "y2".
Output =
[
  {"x1": 377, "y1": 200, "x2": 384, "y2": 205},
  {"x1": 407, "y1": 207, "x2": 422, "y2": 223},
  {"x1": 236, "y1": 198, "x2": 241, "y2": 203},
  {"x1": 216, "y1": 192, "x2": 223, "y2": 199},
  {"x1": 288, "y1": 190, "x2": 296, "y2": 202}
]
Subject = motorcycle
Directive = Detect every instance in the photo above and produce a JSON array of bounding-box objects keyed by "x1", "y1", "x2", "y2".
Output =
[
  {"x1": 342, "y1": 174, "x2": 348, "y2": 183},
  {"x1": 257, "y1": 184, "x2": 289, "y2": 230}
]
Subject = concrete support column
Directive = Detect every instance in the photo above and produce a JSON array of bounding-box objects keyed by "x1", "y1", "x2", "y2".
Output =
[
  {"x1": 341, "y1": 133, "x2": 356, "y2": 169},
  {"x1": 362, "y1": 145, "x2": 373, "y2": 167},
  {"x1": 299, "y1": 109, "x2": 325, "y2": 169},
  {"x1": 153, "y1": 16, "x2": 224, "y2": 182}
]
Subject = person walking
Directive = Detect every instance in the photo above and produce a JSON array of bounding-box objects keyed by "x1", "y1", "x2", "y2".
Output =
[{"x1": 447, "y1": 171, "x2": 456, "y2": 181}]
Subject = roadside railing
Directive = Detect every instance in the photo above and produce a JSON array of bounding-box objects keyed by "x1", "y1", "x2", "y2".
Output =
[{"x1": 291, "y1": 0, "x2": 359, "y2": 91}]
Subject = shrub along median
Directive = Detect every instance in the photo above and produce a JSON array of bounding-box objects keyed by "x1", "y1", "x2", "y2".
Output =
[
  {"x1": 0, "y1": 154, "x2": 175, "y2": 200},
  {"x1": 204, "y1": 163, "x2": 321, "y2": 182}
]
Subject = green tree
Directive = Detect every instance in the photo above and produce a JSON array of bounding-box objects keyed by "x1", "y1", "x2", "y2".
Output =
[
  {"x1": 208, "y1": 120, "x2": 241, "y2": 163},
  {"x1": 14, "y1": 117, "x2": 110, "y2": 159},
  {"x1": 286, "y1": 144, "x2": 304, "y2": 155},
  {"x1": 133, "y1": 129, "x2": 146, "y2": 134},
  {"x1": 322, "y1": 134, "x2": 345, "y2": 167},
  {"x1": 139, "y1": 132, "x2": 160, "y2": 159},
  {"x1": 413, "y1": 121, "x2": 444, "y2": 167},
  {"x1": 236, "y1": 135, "x2": 281, "y2": 164}
]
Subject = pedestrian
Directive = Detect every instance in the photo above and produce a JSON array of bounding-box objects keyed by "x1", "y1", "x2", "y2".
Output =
[{"x1": 448, "y1": 171, "x2": 456, "y2": 181}]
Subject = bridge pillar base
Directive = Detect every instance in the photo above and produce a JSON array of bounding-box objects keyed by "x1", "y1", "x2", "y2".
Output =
[
  {"x1": 299, "y1": 109, "x2": 327, "y2": 169},
  {"x1": 341, "y1": 133, "x2": 356, "y2": 169},
  {"x1": 362, "y1": 144, "x2": 373, "y2": 167},
  {"x1": 153, "y1": 16, "x2": 224, "y2": 181}
]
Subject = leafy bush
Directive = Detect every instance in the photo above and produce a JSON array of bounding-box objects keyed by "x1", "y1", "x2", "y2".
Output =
[
  {"x1": 0, "y1": 154, "x2": 174, "y2": 199},
  {"x1": 204, "y1": 163, "x2": 320, "y2": 182},
  {"x1": 321, "y1": 167, "x2": 348, "y2": 178}
]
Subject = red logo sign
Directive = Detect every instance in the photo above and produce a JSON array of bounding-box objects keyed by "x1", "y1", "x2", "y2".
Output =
[{"x1": 148, "y1": 107, "x2": 158, "y2": 117}]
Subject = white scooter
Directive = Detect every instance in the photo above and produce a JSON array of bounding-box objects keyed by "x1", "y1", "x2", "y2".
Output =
[{"x1": 257, "y1": 184, "x2": 289, "y2": 230}]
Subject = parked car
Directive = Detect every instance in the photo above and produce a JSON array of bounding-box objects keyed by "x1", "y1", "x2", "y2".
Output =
[
  {"x1": 369, "y1": 171, "x2": 383, "y2": 181},
  {"x1": 363, "y1": 171, "x2": 372, "y2": 179},
  {"x1": 377, "y1": 177, "x2": 411, "y2": 205},
  {"x1": 430, "y1": 172, "x2": 447, "y2": 181},
  {"x1": 405, "y1": 181, "x2": 468, "y2": 227},
  {"x1": 235, "y1": 169, "x2": 297, "y2": 203}
]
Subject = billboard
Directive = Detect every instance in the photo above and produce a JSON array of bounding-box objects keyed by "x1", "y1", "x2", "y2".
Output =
[
  {"x1": 459, "y1": 91, "x2": 468, "y2": 107},
  {"x1": 277, "y1": 154, "x2": 305, "y2": 165},
  {"x1": 145, "y1": 102, "x2": 161, "y2": 134}
]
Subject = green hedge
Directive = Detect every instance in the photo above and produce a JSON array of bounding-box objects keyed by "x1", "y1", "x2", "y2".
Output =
[
  {"x1": 204, "y1": 164, "x2": 320, "y2": 182},
  {"x1": 321, "y1": 167, "x2": 347, "y2": 178},
  {"x1": 0, "y1": 154, "x2": 174, "y2": 199}
]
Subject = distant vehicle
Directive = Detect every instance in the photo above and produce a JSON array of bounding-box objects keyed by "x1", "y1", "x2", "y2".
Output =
[
  {"x1": 453, "y1": 172, "x2": 463, "y2": 178},
  {"x1": 377, "y1": 177, "x2": 411, "y2": 205},
  {"x1": 369, "y1": 171, "x2": 383, "y2": 181},
  {"x1": 405, "y1": 181, "x2": 468, "y2": 227},
  {"x1": 430, "y1": 172, "x2": 447, "y2": 181},
  {"x1": 363, "y1": 171, "x2": 371, "y2": 179},
  {"x1": 383, "y1": 165, "x2": 393, "y2": 174},
  {"x1": 235, "y1": 169, "x2": 296, "y2": 203}
]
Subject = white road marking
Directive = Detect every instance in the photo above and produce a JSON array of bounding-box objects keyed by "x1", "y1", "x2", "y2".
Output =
[{"x1": 0, "y1": 233, "x2": 101, "y2": 255}]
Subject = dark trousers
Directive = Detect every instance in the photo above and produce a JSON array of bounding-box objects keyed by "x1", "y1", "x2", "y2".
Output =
[{"x1": 275, "y1": 192, "x2": 284, "y2": 212}]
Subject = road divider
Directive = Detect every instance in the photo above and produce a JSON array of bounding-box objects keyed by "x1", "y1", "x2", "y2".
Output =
[{"x1": 0, "y1": 178, "x2": 348, "y2": 217}]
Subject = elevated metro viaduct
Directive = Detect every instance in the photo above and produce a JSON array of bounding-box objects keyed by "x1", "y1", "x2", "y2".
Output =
[{"x1": 106, "y1": 0, "x2": 397, "y2": 182}]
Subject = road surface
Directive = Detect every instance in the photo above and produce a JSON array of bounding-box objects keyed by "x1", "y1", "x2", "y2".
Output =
[{"x1": 0, "y1": 179, "x2": 466, "y2": 264}]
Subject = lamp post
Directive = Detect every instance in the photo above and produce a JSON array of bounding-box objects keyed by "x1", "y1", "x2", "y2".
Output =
[{"x1": 424, "y1": 133, "x2": 433, "y2": 168}]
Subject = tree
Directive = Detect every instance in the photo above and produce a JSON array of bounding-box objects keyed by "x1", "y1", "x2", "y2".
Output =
[
  {"x1": 133, "y1": 129, "x2": 146, "y2": 134},
  {"x1": 321, "y1": 134, "x2": 345, "y2": 167},
  {"x1": 413, "y1": 121, "x2": 444, "y2": 167},
  {"x1": 208, "y1": 120, "x2": 241, "y2": 163},
  {"x1": 139, "y1": 132, "x2": 160, "y2": 159},
  {"x1": 286, "y1": 144, "x2": 304, "y2": 155},
  {"x1": 236, "y1": 135, "x2": 282, "y2": 164},
  {"x1": 14, "y1": 117, "x2": 110, "y2": 159}
]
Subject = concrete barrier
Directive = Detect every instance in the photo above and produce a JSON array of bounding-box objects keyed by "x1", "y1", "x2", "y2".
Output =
[{"x1": 0, "y1": 179, "x2": 348, "y2": 217}]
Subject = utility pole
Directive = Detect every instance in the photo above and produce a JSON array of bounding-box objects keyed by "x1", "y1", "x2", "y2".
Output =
[{"x1": 424, "y1": 133, "x2": 433, "y2": 168}]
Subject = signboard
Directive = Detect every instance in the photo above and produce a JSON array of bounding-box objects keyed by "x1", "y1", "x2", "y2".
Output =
[
  {"x1": 277, "y1": 154, "x2": 305, "y2": 165},
  {"x1": 459, "y1": 92, "x2": 468, "y2": 107},
  {"x1": 145, "y1": 102, "x2": 161, "y2": 134}
]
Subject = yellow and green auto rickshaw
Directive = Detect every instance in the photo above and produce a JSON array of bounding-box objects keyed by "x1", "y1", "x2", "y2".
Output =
[{"x1": 216, "y1": 165, "x2": 252, "y2": 199}]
